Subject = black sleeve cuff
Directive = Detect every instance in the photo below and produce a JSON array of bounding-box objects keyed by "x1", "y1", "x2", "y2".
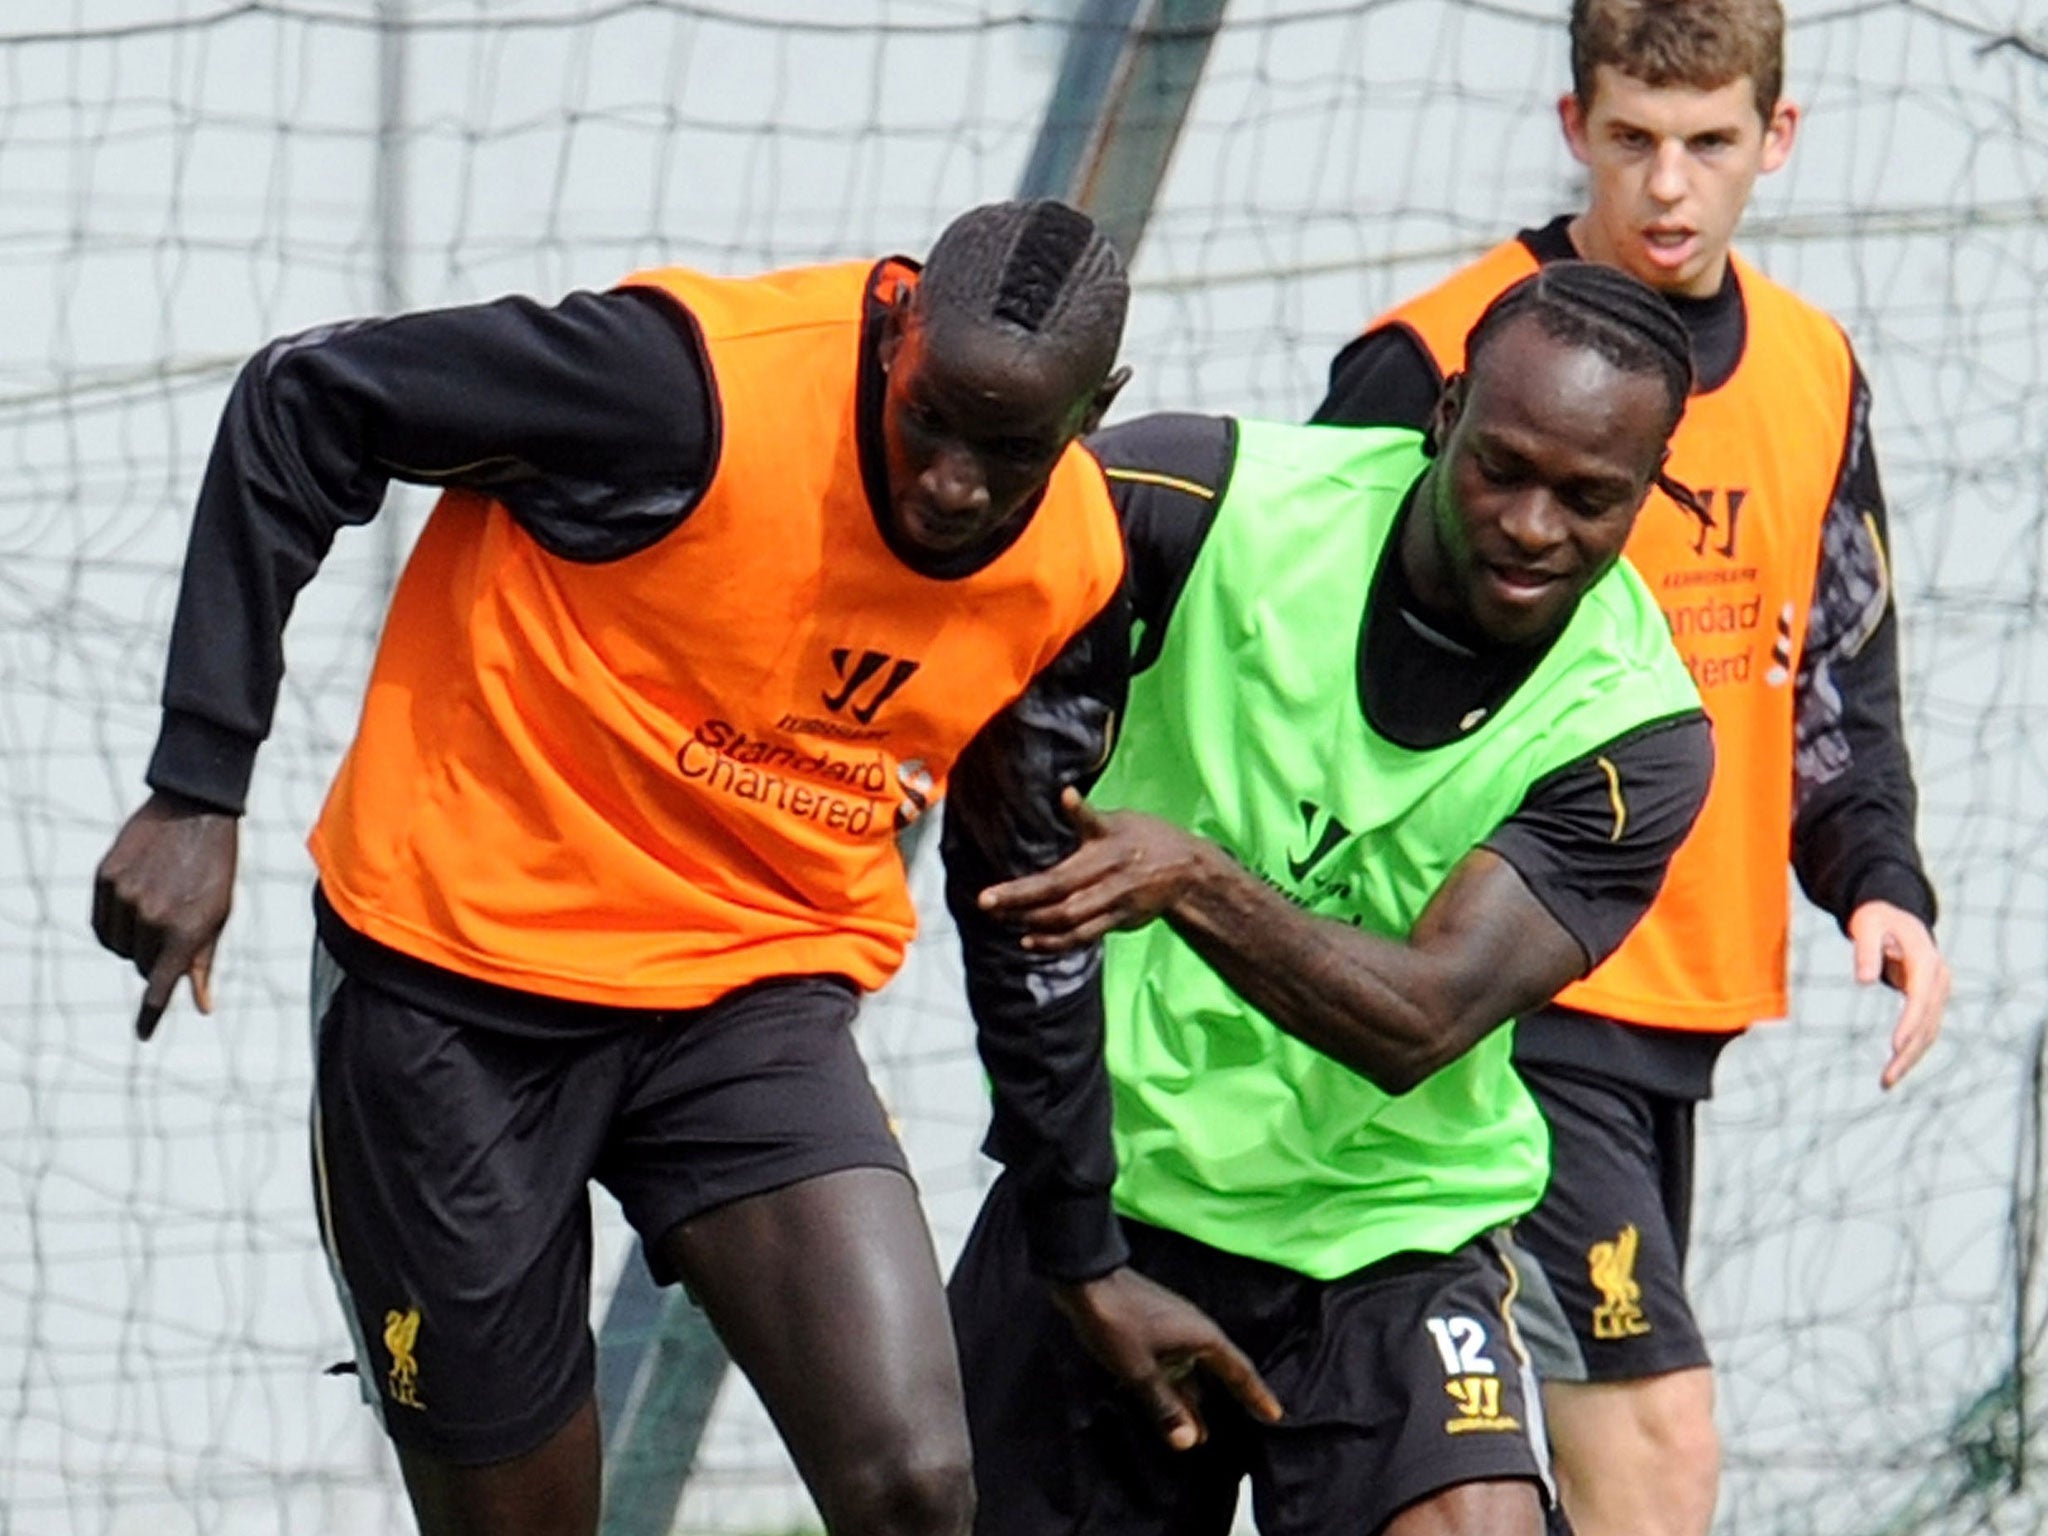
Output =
[
  {"x1": 1018, "y1": 1188, "x2": 1130, "y2": 1282},
  {"x1": 1841, "y1": 857, "x2": 1938, "y2": 933},
  {"x1": 145, "y1": 709, "x2": 260, "y2": 814}
]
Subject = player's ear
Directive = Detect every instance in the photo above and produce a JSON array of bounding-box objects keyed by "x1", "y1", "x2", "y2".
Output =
[
  {"x1": 878, "y1": 287, "x2": 915, "y2": 375},
  {"x1": 1080, "y1": 364, "x2": 1132, "y2": 436},
  {"x1": 1423, "y1": 371, "x2": 1464, "y2": 457},
  {"x1": 1558, "y1": 91, "x2": 1592, "y2": 166},
  {"x1": 1759, "y1": 97, "x2": 1800, "y2": 174}
]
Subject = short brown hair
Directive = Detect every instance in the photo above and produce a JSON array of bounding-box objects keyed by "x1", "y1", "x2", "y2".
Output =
[{"x1": 1570, "y1": 0, "x2": 1785, "y2": 120}]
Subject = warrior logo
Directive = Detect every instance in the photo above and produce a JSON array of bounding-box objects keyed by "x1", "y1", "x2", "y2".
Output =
[
  {"x1": 822, "y1": 649, "x2": 921, "y2": 725},
  {"x1": 1689, "y1": 487, "x2": 1747, "y2": 561},
  {"x1": 1445, "y1": 1375, "x2": 1517, "y2": 1433},
  {"x1": 1287, "y1": 800, "x2": 1352, "y2": 884}
]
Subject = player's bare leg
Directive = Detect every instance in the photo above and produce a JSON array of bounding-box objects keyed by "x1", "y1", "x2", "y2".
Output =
[
  {"x1": 1379, "y1": 1477, "x2": 1545, "y2": 1536},
  {"x1": 1543, "y1": 1366, "x2": 1718, "y2": 1536},
  {"x1": 656, "y1": 1166, "x2": 974, "y2": 1536},
  {"x1": 395, "y1": 1398, "x2": 602, "y2": 1536}
]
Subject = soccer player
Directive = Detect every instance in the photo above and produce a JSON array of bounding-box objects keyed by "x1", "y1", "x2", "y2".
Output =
[
  {"x1": 1312, "y1": 5, "x2": 1952, "y2": 1535},
  {"x1": 950, "y1": 262, "x2": 1715, "y2": 1536},
  {"x1": 90, "y1": 200, "x2": 1269, "y2": 1536}
]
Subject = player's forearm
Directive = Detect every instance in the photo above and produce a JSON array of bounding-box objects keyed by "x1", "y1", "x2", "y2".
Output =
[
  {"x1": 147, "y1": 292, "x2": 716, "y2": 812},
  {"x1": 147, "y1": 341, "x2": 377, "y2": 812},
  {"x1": 1161, "y1": 846, "x2": 1498, "y2": 1096},
  {"x1": 1790, "y1": 365, "x2": 1937, "y2": 928},
  {"x1": 945, "y1": 593, "x2": 1132, "y2": 1281},
  {"x1": 962, "y1": 939, "x2": 1129, "y2": 1282},
  {"x1": 956, "y1": 876, "x2": 1126, "y2": 1280},
  {"x1": 1792, "y1": 599, "x2": 1935, "y2": 927},
  {"x1": 1793, "y1": 774, "x2": 1936, "y2": 929}
]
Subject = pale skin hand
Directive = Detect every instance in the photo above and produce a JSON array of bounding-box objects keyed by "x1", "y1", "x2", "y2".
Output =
[
  {"x1": 1050, "y1": 1265, "x2": 1283, "y2": 1450},
  {"x1": 91, "y1": 791, "x2": 238, "y2": 1041},
  {"x1": 1849, "y1": 899, "x2": 1949, "y2": 1089}
]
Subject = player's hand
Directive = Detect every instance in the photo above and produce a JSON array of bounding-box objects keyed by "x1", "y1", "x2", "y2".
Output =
[
  {"x1": 1050, "y1": 1265, "x2": 1282, "y2": 1450},
  {"x1": 978, "y1": 787, "x2": 1211, "y2": 952},
  {"x1": 1848, "y1": 900, "x2": 1949, "y2": 1090},
  {"x1": 91, "y1": 791, "x2": 239, "y2": 1042}
]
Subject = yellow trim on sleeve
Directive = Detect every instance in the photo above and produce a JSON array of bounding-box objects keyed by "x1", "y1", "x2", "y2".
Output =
[
  {"x1": 1863, "y1": 510, "x2": 1892, "y2": 599},
  {"x1": 1105, "y1": 467, "x2": 1217, "y2": 501},
  {"x1": 1596, "y1": 755, "x2": 1627, "y2": 844}
]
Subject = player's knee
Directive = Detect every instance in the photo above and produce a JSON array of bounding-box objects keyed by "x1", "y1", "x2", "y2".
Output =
[
  {"x1": 1628, "y1": 1369, "x2": 1719, "y2": 1476},
  {"x1": 1549, "y1": 1369, "x2": 1718, "y2": 1490},
  {"x1": 824, "y1": 1443, "x2": 975, "y2": 1536},
  {"x1": 1656, "y1": 1407, "x2": 1721, "y2": 1493}
]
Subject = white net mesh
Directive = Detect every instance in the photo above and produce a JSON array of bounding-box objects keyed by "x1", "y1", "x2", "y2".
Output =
[{"x1": 3, "y1": 3, "x2": 2044, "y2": 1533}]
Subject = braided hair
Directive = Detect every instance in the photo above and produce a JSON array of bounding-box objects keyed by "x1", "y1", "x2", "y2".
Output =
[
  {"x1": 1463, "y1": 260, "x2": 1707, "y2": 523},
  {"x1": 917, "y1": 199, "x2": 1129, "y2": 380},
  {"x1": 1466, "y1": 260, "x2": 1694, "y2": 432}
]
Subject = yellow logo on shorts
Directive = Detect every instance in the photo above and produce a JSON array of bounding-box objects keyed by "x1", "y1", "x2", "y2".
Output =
[
  {"x1": 1444, "y1": 1375, "x2": 1520, "y2": 1434},
  {"x1": 1427, "y1": 1314, "x2": 1519, "y2": 1433},
  {"x1": 1589, "y1": 1225, "x2": 1651, "y2": 1340},
  {"x1": 383, "y1": 1306, "x2": 426, "y2": 1410}
]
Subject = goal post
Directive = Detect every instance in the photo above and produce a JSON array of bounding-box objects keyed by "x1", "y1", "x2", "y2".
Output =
[{"x1": 1019, "y1": 0, "x2": 1230, "y2": 256}]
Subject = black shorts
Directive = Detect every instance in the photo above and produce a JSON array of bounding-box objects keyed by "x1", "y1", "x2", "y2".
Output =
[
  {"x1": 1506, "y1": 1058, "x2": 1709, "y2": 1384},
  {"x1": 950, "y1": 1176, "x2": 1557, "y2": 1536},
  {"x1": 308, "y1": 940, "x2": 909, "y2": 1464}
]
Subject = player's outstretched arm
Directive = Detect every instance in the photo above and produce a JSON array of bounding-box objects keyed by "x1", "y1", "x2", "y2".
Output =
[
  {"x1": 982, "y1": 790, "x2": 1607, "y2": 1096},
  {"x1": 943, "y1": 601, "x2": 1131, "y2": 1282},
  {"x1": 93, "y1": 288, "x2": 714, "y2": 1036},
  {"x1": 1792, "y1": 358, "x2": 1946, "y2": 1087},
  {"x1": 984, "y1": 714, "x2": 1713, "y2": 1093},
  {"x1": 944, "y1": 598, "x2": 1282, "y2": 1446}
]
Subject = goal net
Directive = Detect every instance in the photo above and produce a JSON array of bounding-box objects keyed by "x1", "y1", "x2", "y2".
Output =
[{"x1": 3, "y1": 3, "x2": 2042, "y2": 1534}]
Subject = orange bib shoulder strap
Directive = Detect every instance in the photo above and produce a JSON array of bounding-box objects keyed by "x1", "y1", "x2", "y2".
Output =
[{"x1": 1370, "y1": 238, "x2": 1542, "y2": 376}]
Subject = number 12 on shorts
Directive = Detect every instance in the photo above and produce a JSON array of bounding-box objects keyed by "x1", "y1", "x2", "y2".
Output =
[
  {"x1": 1427, "y1": 1315, "x2": 1519, "y2": 1434},
  {"x1": 1425, "y1": 1314, "x2": 1497, "y2": 1376}
]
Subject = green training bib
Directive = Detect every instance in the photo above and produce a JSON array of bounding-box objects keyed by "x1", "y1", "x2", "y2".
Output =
[{"x1": 1097, "y1": 421, "x2": 1699, "y2": 1278}]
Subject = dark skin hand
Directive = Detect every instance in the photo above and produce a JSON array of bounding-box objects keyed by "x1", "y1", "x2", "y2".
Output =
[
  {"x1": 980, "y1": 788, "x2": 1587, "y2": 1096},
  {"x1": 1050, "y1": 1266, "x2": 1283, "y2": 1450},
  {"x1": 92, "y1": 790, "x2": 238, "y2": 1040},
  {"x1": 979, "y1": 788, "x2": 1204, "y2": 952}
]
